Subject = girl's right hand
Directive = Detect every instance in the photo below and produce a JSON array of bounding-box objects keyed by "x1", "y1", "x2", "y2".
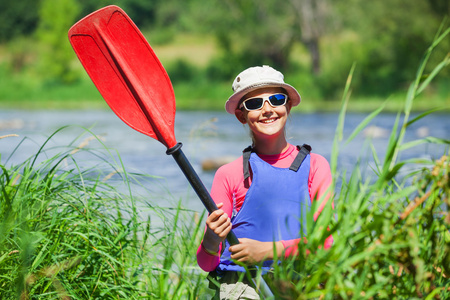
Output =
[{"x1": 202, "y1": 203, "x2": 232, "y2": 253}]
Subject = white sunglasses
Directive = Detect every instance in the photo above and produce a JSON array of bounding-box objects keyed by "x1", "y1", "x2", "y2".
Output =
[{"x1": 239, "y1": 93, "x2": 288, "y2": 111}]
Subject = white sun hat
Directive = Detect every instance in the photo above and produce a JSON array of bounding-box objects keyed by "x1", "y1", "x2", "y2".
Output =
[{"x1": 225, "y1": 65, "x2": 301, "y2": 114}]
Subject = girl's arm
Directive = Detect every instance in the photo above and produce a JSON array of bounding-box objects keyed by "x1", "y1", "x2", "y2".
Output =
[{"x1": 196, "y1": 163, "x2": 237, "y2": 272}]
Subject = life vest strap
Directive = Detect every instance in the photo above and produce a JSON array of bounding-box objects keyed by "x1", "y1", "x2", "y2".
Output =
[{"x1": 242, "y1": 144, "x2": 311, "y2": 180}]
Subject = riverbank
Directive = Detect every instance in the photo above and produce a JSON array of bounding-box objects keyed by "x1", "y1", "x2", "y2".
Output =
[
  {"x1": 1, "y1": 96, "x2": 448, "y2": 113},
  {"x1": 0, "y1": 78, "x2": 448, "y2": 113}
]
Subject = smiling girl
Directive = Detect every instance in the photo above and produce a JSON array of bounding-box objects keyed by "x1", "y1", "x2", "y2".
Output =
[{"x1": 197, "y1": 65, "x2": 333, "y2": 299}]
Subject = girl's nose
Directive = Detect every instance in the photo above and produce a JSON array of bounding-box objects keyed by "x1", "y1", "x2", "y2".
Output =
[{"x1": 261, "y1": 100, "x2": 273, "y2": 113}]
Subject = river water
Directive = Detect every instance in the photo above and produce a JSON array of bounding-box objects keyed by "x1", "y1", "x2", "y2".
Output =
[{"x1": 1, "y1": 109, "x2": 449, "y2": 212}]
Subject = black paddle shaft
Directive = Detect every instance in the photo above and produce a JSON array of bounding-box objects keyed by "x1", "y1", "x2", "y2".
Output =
[{"x1": 167, "y1": 143, "x2": 240, "y2": 246}]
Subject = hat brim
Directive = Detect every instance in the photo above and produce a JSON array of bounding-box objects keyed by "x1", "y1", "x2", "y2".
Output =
[{"x1": 225, "y1": 82, "x2": 301, "y2": 114}]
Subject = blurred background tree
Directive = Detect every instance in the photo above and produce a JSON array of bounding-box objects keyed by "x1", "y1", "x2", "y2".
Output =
[
  {"x1": 330, "y1": 0, "x2": 449, "y2": 97},
  {"x1": 37, "y1": 0, "x2": 81, "y2": 84},
  {"x1": 0, "y1": 0, "x2": 40, "y2": 43}
]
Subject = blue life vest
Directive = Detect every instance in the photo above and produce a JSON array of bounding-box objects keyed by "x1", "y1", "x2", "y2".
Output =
[{"x1": 217, "y1": 145, "x2": 311, "y2": 273}]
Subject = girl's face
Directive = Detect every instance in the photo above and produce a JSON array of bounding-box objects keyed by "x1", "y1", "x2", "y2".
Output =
[{"x1": 235, "y1": 87, "x2": 292, "y2": 141}]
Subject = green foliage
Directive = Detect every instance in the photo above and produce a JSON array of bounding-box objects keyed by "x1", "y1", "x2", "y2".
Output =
[
  {"x1": 334, "y1": 0, "x2": 450, "y2": 97},
  {"x1": 118, "y1": 0, "x2": 189, "y2": 30},
  {"x1": 316, "y1": 32, "x2": 365, "y2": 99},
  {"x1": 166, "y1": 59, "x2": 200, "y2": 84},
  {"x1": 0, "y1": 127, "x2": 210, "y2": 298},
  {"x1": 427, "y1": 0, "x2": 450, "y2": 17},
  {"x1": 3, "y1": 37, "x2": 38, "y2": 74},
  {"x1": 205, "y1": 54, "x2": 248, "y2": 82},
  {"x1": 0, "y1": 0, "x2": 41, "y2": 42},
  {"x1": 36, "y1": 0, "x2": 81, "y2": 84},
  {"x1": 76, "y1": 0, "x2": 119, "y2": 22},
  {"x1": 196, "y1": 0, "x2": 298, "y2": 71}
]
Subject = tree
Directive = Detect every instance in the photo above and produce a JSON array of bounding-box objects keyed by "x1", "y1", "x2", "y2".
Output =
[
  {"x1": 427, "y1": 0, "x2": 450, "y2": 18},
  {"x1": 37, "y1": 0, "x2": 81, "y2": 83},
  {"x1": 191, "y1": 0, "x2": 297, "y2": 79},
  {"x1": 191, "y1": 0, "x2": 334, "y2": 77},
  {"x1": 289, "y1": 0, "x2": 332, "y2": 74},
  {"x1": 334, "y1": 0, "x2": 449, "y2": 95},
  {"x1": 0, "y1": 0, "x2": 41, "y2": 42}
]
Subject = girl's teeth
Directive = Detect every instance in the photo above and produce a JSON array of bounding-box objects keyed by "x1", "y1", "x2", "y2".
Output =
[{"x1": 262, "y1": 119, "x2": 275, "y2": 123}]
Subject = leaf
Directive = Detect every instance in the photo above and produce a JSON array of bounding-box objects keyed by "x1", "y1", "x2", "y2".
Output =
[
  {"x1": 345, "y1": 101, "x2": 386, "y2": 145},
  {"x1": 331, "y1": 63, "x2": 356, "y2": 171},
  {"x1": 406, "y1": 107, "x2": 446, "y2": 127},
  {"x1": 417, "y1": 54, "x2": 450, "y2": 95},
  {"x1": 385, "y1": 161, "x2": 406, "y2": 181},
  {"x1": 404, "y1": 82, "x2": 415, "y2": 115},
  {"x1": 399, "y1": 137, "x2": 450, "y2": 151},
  {"x1": 380, "y1": 114, "x2": 400, "y2": 175}
]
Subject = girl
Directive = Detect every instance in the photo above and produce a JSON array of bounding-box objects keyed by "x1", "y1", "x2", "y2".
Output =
[{"x1": 197, "y1": 65, "x2": 333, "y2": 298}]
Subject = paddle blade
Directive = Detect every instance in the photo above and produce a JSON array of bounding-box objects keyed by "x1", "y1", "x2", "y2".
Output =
[{"x1": 68, "y1": 5, "x2": 177, "y2": 149}]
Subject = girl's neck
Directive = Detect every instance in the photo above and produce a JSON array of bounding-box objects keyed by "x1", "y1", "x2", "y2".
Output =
[{"x1": 252, "y1": 135, "x2": 289, "y2": 155}]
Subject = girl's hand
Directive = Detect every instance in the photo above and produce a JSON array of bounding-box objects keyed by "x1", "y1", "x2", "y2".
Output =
[
  {"x1": 229, "y1": 238, "x2": 284, "y2": 265},
  {"x1": 201, "y1": 203, "x2": 232, "y2": 254}
]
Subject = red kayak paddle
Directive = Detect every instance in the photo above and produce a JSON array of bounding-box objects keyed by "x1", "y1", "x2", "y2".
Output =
[{"x1": 68, "y1": 5, "x2": 238, "y2": 244}]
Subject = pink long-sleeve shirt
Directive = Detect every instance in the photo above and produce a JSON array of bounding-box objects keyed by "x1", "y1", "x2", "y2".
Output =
[{"x1": 197, "y1": 143, "x2": 333, "y2": 272}]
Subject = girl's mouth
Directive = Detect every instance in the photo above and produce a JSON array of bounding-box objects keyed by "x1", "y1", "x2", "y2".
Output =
[{"x1": 260, "y1": 118, "x2": 277, "y2": 124}]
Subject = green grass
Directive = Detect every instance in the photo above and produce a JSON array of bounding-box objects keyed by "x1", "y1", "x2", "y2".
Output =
[
  {"x1": 0, "y1": 65, "x2": 107, "y2": 110},
  {"x1": 0, "y1": 127, "x2": 211, "y2": 299},
  {"x1": 2, "y1": 72, "x2": 446, "y2": 113}
]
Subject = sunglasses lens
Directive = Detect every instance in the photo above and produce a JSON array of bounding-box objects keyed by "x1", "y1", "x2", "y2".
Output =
[
  {"x1": 244, "y1": 98, "x2": 264, "y2": 110},
  {"x1": 269, "y1": 94, "x2": 287, "y2": 106}
]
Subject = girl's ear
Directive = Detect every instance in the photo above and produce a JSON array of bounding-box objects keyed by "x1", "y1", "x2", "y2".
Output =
[
  {"x1": 286, "y1": 101, "x2": 293, "y2": 114},
  {"x1": 235, "y1": 109, "x2": 247, "y2": 124}
]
